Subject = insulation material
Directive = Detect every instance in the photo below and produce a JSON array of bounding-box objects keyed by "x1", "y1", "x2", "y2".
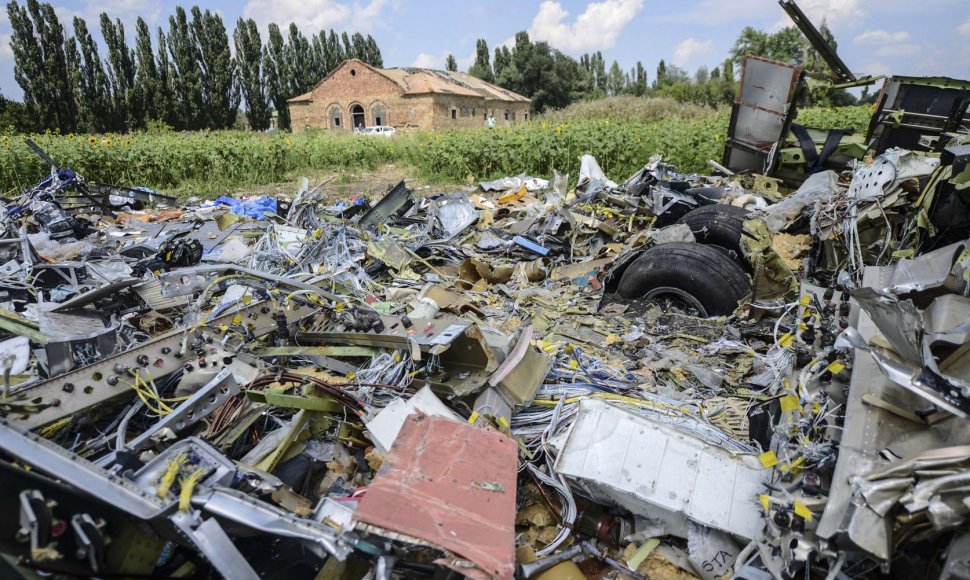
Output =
[{"x1": 554, "y1": 398, "x2": 765, "y2": 540}]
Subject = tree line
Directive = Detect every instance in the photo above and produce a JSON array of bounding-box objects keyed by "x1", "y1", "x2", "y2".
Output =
[
  {"x1": 2, "y1": 1, "x2": 862, "y2": 135},
  {"x1": 450, "y1": 20, "x2": 859, "y2": 113},
  {"x1": 3, "y1": 0, "x2": 383, "y2": 133}
]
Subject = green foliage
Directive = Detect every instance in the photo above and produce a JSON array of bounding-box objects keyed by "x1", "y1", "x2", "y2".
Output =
[
  {"x1": 262, "y1": 24, "x2": 289, "y2": 131},
  {"x1": 794, "y1": 105, "x2": 872, "y2": 132},
  {"x1": 132, "y1": 18, "x2": 167, "y2": 128},
  {"x1": 445, "y1": 54, "x2": 458, "y2": 72},
  {"x1": 190, "y1": 7, "x2": 238, "y2": 130},
  {"x1": 538, "y1": 96, "x2": 712, "y2": 124},
  {"x1": 100, "y1": 14, "x2": 137, "y2": 129},
  {"x1": 234, "y1": 19, "x2": 270, "y2": 131},
  {"x1": 166, "y1": 6, "x2": 204, "y2": 130},
  {"x1": 4, "y1": 1, "x2": 386, "y2": 133},
  {"x1": 0, "y1": 106, "x2": 871, "y2": 196},
  {"x1": 0, "y1": 94, "x2": 32, "y2": 133},
  {"x1": 71, "y1": 17, "x2": 113, "y2": 133},
  {"x1": 468, "y1": 39, "x2": 494, "y2": 83},
  {"x1": 144, "y1": 119, "x2": 175, "y2": 134},
  {"x1": 7, "y1": 0, "x2": 76, "y2": 132}
]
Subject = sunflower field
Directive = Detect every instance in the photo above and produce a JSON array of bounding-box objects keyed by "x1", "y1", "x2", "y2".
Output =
[{"x1": 0, "y1": 105, "x2": 873, "y2": 197}]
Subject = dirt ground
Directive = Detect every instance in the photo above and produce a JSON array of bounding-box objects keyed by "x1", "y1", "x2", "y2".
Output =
[{"x1": 213, "y1": 164, "x2": 469, "y2": 204}]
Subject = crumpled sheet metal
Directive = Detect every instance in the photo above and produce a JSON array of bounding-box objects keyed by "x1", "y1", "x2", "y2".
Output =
[
  {"x1": 353, "y1": 413, "x2": 518, "y2": 579},
  {"x1": 877, "y1": 240, "x2": 970, "y2": 294},
  {"x1": 853, "y1": 286, "x2": 970, "y2": 415},
  {"x1": 852, "y1": 287, "x2": 923, "y2": 364},
  {"x1": 853, "y1": 449, "x2": 970, "y2": 532}
]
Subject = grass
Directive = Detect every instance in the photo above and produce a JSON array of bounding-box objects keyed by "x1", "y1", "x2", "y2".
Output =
[{"x1": 0, "y1": 99, "x2": 874, "y2": 199}]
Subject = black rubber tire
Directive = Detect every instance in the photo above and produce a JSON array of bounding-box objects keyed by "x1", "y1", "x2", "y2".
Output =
[
  {"x1": 676, "y1": 204, "x2": 750, "y2": 260},
  {"x1": 617, "y1": 242, "x2": 752, "y2": 316}
]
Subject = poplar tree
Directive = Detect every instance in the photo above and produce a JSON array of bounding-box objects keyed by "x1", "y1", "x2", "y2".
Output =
[
  {"x1": 155, "y1": 26, "x2": 178, "y2": 127},
  {"x1": 327, "y1": 30, "x2": 344, "y2": 66},
  {"x1": 7, "y1": 0, "x2": 76, "y2": 131},
  {"x1": 100, "y1": 14, "x2": 137, "y2": 130},
  {"x1": 190, "y1": 7, "x2": 238, "y2": 129},
  {"x1": 364, "y1": 35, "x2": 382, "y2": 67},
  {"x1": 263, "y1": 23, "x2": 290, "y2": 130},
  {"x1": 286, "y1": 23, "x2": 314, "y2": 95},
  {"x1": 71, "y1": 17, "x2": 112, "y2": 132},
  {"x1": 234, "y1": 18, "x2": 270, "y2": 130},
  {"x1": 132, "y1": 18, "x2": 164, "y2": 126},
  {"x1": 340, "y1": 31, "x2": 352, "y2": 57},
  {"x1": 468, "y1": 39, "x2": 494, "y2": 83},
  {"x1": 350, "y1": 32, "x2": 366, "y2": 60},
  {"x1": 167, "y1": 6, "x2": 204, "y2": 129}
]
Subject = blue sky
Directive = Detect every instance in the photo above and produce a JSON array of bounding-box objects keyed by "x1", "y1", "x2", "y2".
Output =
[{"x1": 2, "y1": 0, "x2": 970, "y2": 99}]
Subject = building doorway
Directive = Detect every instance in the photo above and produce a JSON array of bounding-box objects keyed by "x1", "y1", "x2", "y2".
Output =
[{"x1": 351, "y1": 105, "x2": 365, "y2": 129}]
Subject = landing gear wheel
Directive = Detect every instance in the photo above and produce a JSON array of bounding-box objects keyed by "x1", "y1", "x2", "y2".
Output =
[
  {"x1": 676, "y1": 204, "x2": 751, "y2": 268},
  {"x1": 617, "y1": 242, "x2": 753, "y2": 317}
]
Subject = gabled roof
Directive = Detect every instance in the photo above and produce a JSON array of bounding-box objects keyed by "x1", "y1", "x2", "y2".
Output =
[{"x1": 288, "y1": 59, "x2": 530, "y2": 104}]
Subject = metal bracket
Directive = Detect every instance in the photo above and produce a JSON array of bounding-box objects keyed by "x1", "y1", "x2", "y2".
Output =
[
  {"x1": 71, "y1": 513, "x2": 107, "y2": 572},
  {"x1": 17, "y1": 489, "x2": 51, "y2": 554},
  {"x1": 124, "y1": 362, "x2": 255, "y2": 452},
  {"x1": 2, "y1": 300, "x2": 316, "y2": 430}
]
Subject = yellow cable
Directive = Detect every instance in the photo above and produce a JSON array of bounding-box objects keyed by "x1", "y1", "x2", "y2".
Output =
[
  {"x1": 123, "y1": 374, "x2": 170, "y2": 415},
  {"x1": 38, "y1": 417, "x2": 72, "y2": 439},
  {"x1": 178, "y1": 466, "x2": 207, "y2": 512},
  {"x1": 156, "y1": 453, "x2": 187, "y2": 498},
  {"x1": 532, "y1": 392, "x2": 692, "y2": 414}
]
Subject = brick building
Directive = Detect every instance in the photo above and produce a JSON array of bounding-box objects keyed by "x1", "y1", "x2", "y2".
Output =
[{"x1": 287, "y1": 59, "x2": 531, "y2": 133}]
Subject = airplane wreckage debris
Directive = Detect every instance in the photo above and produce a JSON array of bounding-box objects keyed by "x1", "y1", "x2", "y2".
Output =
[{"x1": 3, "y1": 46, "x2": 970, "y2": 580}]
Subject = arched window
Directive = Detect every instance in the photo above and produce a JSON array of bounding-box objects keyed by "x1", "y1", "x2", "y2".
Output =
[
  {"x1": 371, "y1": 102, "x2": 388, "y2": 126},
  {"x1": 328, "y1": 104, "x2": 342, "y2": 129}
]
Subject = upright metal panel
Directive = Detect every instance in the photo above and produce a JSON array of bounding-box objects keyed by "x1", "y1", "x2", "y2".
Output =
[{"x1": 723, "y1": 56, "x2": 803, "y2": 175}]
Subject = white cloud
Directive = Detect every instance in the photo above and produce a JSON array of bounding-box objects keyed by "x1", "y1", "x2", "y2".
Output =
[
  {"x1": 671, "y1": 37, "x2": 714, "y2": 67},
  {"x1": 410, "y1": 50, "x2": 474, "y2": 71},
  {"x1": 411, "y1": 52, "x2": 442, "y2": 68},
  {"x1": 527, "y1": 0, "x2": 644, "y2": 53},
  {"x1": 875, "y1": 43, "x2": 919, "y2": 58},
  {"x1": 854, "y1": 30, "x2": 909, "y2": 45},
  {"x1": 53, "y1": 0, "x2": 162, "y2": 31},
  {"x1": 653, "y1": 0, "x2": 764, "y2": 26},
  {"x1": 456, "y1": 49, "x2": 476, "y2": 70},
  {"x1": 959, "y1": 17, "x2": 970, "y2": 37},
  {"x1": 243, "y1": 0, "x2": 390, "y2": 35},
  {"x1": 861, "y1": 61, "x2": 891, "y2": 76},
  {"x1": 771, "y1": 0, "x2": 865, "y2": 32}
]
